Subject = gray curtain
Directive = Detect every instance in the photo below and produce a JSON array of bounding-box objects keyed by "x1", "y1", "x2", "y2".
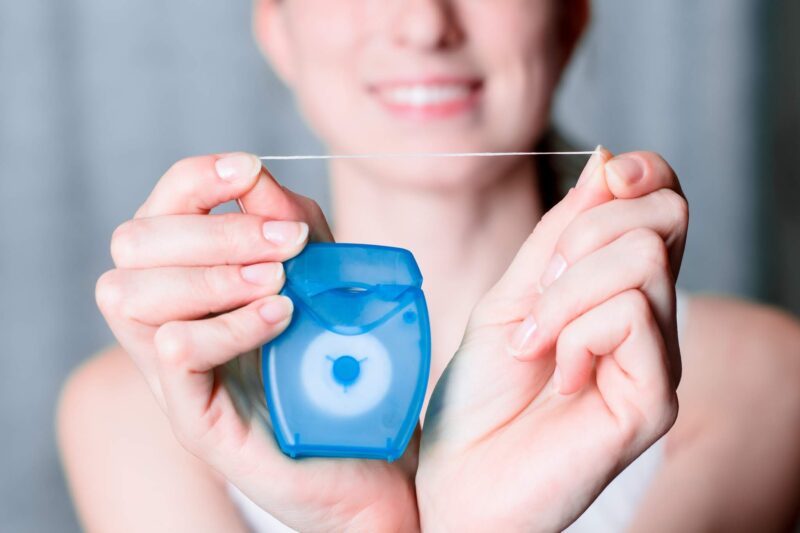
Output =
[
  {"x1": 556, "y1": 1, "x2": 767, "y2": 297},
  {"x1": 0, "y1": 1, "x2": 793, "y2": 531}
]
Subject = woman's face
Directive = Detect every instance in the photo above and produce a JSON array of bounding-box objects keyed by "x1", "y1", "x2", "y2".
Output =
[{"x1": 255, "y1": 0, "x2": 586, "y2": 189}]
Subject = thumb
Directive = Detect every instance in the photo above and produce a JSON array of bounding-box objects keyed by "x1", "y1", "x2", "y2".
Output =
[
  {"x1": 479, "y1": 147, "x2": 614, "y2": 322},
  {"x1": 604, "y1": 151, "x2": 684, "y2": 199},
  {"x1": 238, "y1": 164, "x2": 334, "y2": 243}
]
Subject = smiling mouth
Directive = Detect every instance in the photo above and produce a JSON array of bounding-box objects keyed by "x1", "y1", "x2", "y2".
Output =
[{"x1": 368, "y1": 79, "x2": 483, "y2": 119}]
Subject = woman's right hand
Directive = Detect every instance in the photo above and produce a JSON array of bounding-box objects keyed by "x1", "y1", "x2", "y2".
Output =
[{"x1": 96, "y1": 153, "x2": 420, "y2": 533}]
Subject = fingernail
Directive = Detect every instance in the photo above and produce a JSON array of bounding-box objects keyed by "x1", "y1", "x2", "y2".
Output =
[
  {"x1": 605, "y1": 155, "x2": 643, "y2": 186},
  {"x1": 215, "y1": 153, "x2": 260, "y2": 182},
  {"x1": 259, "y1": 295, "x2": 293, "y2": 324},
  {"x1": 576, "y1": 145, "x2": 604, "y2": 187},
  {"x1": 540, "y1": 253, "x2": 567, "y2": 289},
  {"x1": 262, "y1": 221, "x2": 309, "y2": 246},
  {"x1": 553, "y1": 367, "x2": 562, "y2": 392},
  {"x1": 508, "y1": 315, "x2": 538, "y2": 357},
  {"x1": 241, "y1": 262, "x2": 284, "y2": 285}
]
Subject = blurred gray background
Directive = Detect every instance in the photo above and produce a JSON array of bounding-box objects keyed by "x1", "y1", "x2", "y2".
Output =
[{"x1": 1, "y1": 1, "x2": 797, "y2": 531}]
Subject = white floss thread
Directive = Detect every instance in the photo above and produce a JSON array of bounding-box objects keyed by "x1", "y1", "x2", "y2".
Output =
[
  {"x1": 257, "y1": 150, "x2": 598, "y2": 161},
  {"x1": 238, "y1": 150, "x2": 597, "y2": 213}
]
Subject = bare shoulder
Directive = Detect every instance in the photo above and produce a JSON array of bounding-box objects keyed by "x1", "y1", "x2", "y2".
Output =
[
  {"x1": 671, "y1": 294, "x2": 800, "y2": 451},
  {"x1": 58, "y1": 345, "x2": 154, "y2": 422},
  {"x1": 57, "y1": 346, "x2": 248, "y2": 532},
  {"x1": 634, "y1": 294, "x2": 800, "y2": 532},
  {"x1": 57, "y1": 346, "x2": 165, "y2": 467},
  {"x1": 678, "y1": 294, "x2": 800, "y2": 419},
  {"x1": 689, "y1": 293, "x2": 800, "y2": 352}
]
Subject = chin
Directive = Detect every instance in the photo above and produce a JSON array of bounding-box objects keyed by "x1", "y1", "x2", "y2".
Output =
[{"x1": 351, "y1": 154, "x2": 518, "y2": 192}]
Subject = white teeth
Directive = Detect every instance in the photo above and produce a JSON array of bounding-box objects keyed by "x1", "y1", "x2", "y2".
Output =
[{"x1": 380, "y1": 84, "x2": 472, "y2": 106}]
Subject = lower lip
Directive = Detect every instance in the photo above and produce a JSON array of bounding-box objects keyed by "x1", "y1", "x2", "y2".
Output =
[{"x1": 370, "y1": 85, "x2": 482, "y2": 120}]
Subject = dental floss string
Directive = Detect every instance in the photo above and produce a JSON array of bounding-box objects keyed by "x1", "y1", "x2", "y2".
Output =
[
  {"x1": 238, "y1": 150, "x2": 597, "y2": 213},
  {"x1": 257, "y1": 150, "x2": 597, "y2": 161}
]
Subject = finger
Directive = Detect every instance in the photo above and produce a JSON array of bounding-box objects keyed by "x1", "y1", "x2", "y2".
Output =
[
  {"x1": 554, "y1": 290, "x2": 677, "y2": 441},
  {"x1": 484, "y1": 147, "x2": 615, "y2": 311},
  {"x1": 239, "y1": 165, "x2": 334, "y2": 243},
  {"x1": 541, "y1": 188, "x2": 689, "y2": 287},
  {"x1": 111, "y1": 214, "x2": 308, "y2": 268},
  {"x1": 604, "y1": 151, "x2": 685, "y2": 200},
  {"x1": 154, "y1": 294, "x2": 293, "y2": 440},
  {"x1": 99, "y1": 262, "x2": 285, "y2": 326},
  {"x1": 136, "y1": 153, "x2": 263, "y2": 218},
  {"x1": 554, "y1": 289, "x2": 669, "y2": 395},
  {"x1": 508, "y1": 228, "x2": 680, "y2": 386}
]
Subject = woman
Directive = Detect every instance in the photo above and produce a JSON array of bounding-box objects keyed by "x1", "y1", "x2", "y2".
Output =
[{"x1": 58, "y1": 0, "x2": 800, "y2": 531}]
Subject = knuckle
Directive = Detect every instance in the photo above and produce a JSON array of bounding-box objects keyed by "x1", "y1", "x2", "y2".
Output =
[
  {"x1": 110, "y1": 220, "x2": 139, "y2": 266},
  {"x1": 655, "y1": 188, "x2": 689, "y2": 231},
  {"x1": 171, "y1": 170, "x2": 200, "y2": 201},
  {"x1": 619, "y1": 289, "x2": 652, "y2": 322},
  {"x1": 628, "y1": 228, "x2": 669, "y2": 273},
  {"x1": 274, "y1": 185, "x2": 302, "y2": 216},
  {"x1": 195, "y1": 266, "x2": 238, "y2": 309},
  {"x1": 179, "y1": 154, "x2": 216, "y2": 182},
  {"x1": 161, "y1": 156, "x2": 214, "y2": 203},
  {"x1": 205, "y1": 265, "x2": 237, "y2": 294},
  {"x1": 299, "y1": 194, "x2": 323, "y2": 218},
  {"x1": 165, "y1": 157, "x2": 196, "y2": 178},
  {"x1": 214, "y1": 213, "x2": 250, "y2": 256},
  {"x1": 154, "y1": 322, "x2": 192, "y2": 367},
  {"x1": 95, "y1": 270, "x2": 125, "y2": 317},
  {"x1": 559, "y1": 212, "x2": 604, "y2": 261},
  {"x1": 309, "y1": 199, "x2": 324, "y2": 218},
  {"x1": 218, "y1": 312, "x2": 253, "y2": 352}
]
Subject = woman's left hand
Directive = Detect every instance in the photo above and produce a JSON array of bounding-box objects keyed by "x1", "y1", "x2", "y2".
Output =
[{"x1": 416, "y1": 150, "x2": 688, "y2": 532}]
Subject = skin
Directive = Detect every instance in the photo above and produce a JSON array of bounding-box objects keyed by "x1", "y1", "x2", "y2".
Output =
[{"x1": 57, "y1": 0, "x2": 800, "y2": 531}]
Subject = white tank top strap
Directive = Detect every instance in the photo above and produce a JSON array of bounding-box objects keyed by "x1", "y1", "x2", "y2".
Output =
[{"x1": 227, "y1": 483, "x2": 298, "y2": 533}]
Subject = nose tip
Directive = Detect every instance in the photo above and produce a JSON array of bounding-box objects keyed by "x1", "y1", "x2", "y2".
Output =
[{"x1": 392, "y1": 0, "x2": 462, "y2": 50}]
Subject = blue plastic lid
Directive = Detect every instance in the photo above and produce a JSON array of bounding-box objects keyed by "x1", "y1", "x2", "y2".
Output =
[
  {"x1": 262, "y1": 243, "x2": 431, "y2": 461},
  {"x1": 284, "y1": 243, "x2": 422, "y2": 295}
]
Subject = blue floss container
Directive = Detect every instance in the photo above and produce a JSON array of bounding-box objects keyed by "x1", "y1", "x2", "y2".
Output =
[{"x1": 261, "y1": 243, "x2": 431, "y2": 462}]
